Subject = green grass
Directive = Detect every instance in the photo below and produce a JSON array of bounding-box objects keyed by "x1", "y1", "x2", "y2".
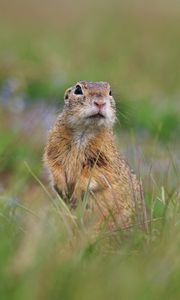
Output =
[
  {"x1": 0, "y1": 127, "x2": 179, "y2": 299},
  {"x1": 0, "y1": 172, "x2": 180, "y2": 300}
]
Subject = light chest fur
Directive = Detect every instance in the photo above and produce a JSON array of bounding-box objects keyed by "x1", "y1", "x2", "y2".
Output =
[{"x1": 45, "y1": 121, "x2": 119, "y2": 200}]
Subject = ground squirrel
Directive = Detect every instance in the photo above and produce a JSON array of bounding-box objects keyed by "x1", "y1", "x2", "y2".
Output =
[{"x1": 44, "y1": 81, "x2": 148, "y2": 231}]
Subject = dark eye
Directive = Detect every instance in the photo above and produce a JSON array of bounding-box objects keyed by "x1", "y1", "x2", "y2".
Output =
[
  {"x1": 109, "y1": 90, "x2": 112, "y2": 96},
  {"x1": 74, "y1": 85, "x2": 83, "y2": 95}
]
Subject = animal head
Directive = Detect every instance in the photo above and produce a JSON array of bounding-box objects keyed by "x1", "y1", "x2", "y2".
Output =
[{"x1": 63, "y1": 81, "x2": 116, "y2": 130}]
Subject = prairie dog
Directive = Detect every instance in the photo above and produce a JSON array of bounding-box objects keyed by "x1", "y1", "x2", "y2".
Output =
[{"x1": 44, "y1": 81, "x2": 147, "y2": 230}]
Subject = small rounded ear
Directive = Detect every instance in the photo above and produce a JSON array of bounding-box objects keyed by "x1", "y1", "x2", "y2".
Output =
[{"x1": 64, "y1": 87, "x2": 72, "y2": 104}]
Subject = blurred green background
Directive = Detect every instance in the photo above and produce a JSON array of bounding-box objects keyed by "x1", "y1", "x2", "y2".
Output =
[{"x1": 0, "y1": 1, "x2": 180, "y2": 299}]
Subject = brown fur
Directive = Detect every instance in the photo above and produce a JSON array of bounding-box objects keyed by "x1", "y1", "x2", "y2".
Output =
[{"x1": 44, "y1": 81, "x2": 148, "y2": 231}]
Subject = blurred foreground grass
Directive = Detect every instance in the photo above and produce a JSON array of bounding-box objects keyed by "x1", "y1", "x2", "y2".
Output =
[
  {"x1": 0, "y1": 0, "x2": 180, "y2": 299},
  {"x1": 0, "y1": 173, "x2": 180, "y2": 300}
]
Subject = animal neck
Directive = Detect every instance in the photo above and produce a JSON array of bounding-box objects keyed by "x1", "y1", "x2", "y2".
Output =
[
  {"x1": 55, "y1": 115, "x2": 116, "y2": 162},
  {"x1": 68, "y1": 126, "x2": 113, "y2": 149},
  {"x1": 57, "y1": 117, "x2": 113, "y2": 151}
]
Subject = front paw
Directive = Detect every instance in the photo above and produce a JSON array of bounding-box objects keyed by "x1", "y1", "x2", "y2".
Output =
[
  {"x1": 53, "y1": 184, "x2": 77, "y2": 208},
  {"x1": 53, "y1": 184, "x2": 67, "y2": 200}
]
